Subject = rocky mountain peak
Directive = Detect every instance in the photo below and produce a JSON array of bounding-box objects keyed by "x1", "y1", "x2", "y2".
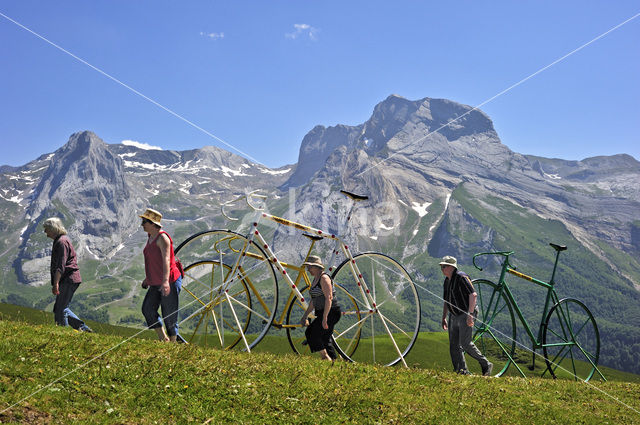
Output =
[
  {"x1": 29, "y1": 131, "x2": 127, "y2": 215},
  {"x1": 365, "y1": 96, "x2": 496, "y2": 150},
  {"x1": 285, "y1": 95, "x2": 501, "y2": 188},
  {"x1": 17, "y1": 132, "x2": 139, "y2": 285},
  {"x1": 61, "y1": 131, "x2": 104, "y2": 157}
]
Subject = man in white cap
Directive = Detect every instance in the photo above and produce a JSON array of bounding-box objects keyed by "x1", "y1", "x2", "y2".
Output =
[{"x1": 440, "y1": 255, "x2": 493, "y2": 376}]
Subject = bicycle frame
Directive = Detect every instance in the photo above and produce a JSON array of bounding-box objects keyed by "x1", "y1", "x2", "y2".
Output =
[
  {"x1": 473, "y1": 249, "x2": 564, "y2": 377},
  {"x1": 229, "y1": 231, "x2": 315, "y2": 330},
  {"x1": 216, "y1": 193, "x2": 411, "y2": 366}
]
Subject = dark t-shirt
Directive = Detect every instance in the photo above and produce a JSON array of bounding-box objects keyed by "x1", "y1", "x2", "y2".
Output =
[
  {"x1": 443, "y1": 270, "x2": 475, "y2": 316},
  {"x1": 50, "y1": 235, "x2": 82, "y2": 285}
]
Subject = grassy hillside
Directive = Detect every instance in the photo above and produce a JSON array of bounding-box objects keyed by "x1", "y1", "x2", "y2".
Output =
[
  {"x1": 2, "y1": 302, "x2": 638, "y2": 382},
  {"x1": 1, "y1": 318, "x2": 640, "y2": 424}
]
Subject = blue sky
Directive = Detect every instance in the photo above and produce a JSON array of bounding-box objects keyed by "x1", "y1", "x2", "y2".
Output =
[{"x1": 1, "y1": 1, "x2": 638, "y2": 168}]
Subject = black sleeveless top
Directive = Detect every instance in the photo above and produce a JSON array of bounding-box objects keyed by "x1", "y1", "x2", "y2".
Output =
[{"x1": 309, "y1": 272, "x2": 339, "y2": 311}]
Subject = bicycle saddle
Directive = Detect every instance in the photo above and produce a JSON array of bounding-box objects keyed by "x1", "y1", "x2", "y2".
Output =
[
  {"x1": 549, "y1": 243, "x2": 567, "y2": 251},
  {"x1": 340, "y1": 190, "x2": 369, "y2": 201},
  {"x1": 302, "y1": 233, "x2": 323, "y2": 241}
]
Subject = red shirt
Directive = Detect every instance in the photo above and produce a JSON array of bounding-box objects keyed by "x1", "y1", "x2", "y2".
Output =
[{"x1": 143, "y1": 231, "x2": 180, "y2": 286}]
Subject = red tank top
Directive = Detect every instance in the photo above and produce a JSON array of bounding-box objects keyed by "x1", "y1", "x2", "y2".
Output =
[{"x1": 143, "y1": 231, "x2": 180, "y2": 286}]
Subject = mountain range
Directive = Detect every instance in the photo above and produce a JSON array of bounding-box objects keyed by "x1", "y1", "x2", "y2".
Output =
[{"x1": 1, "y1": 94, "x2": 639, "y2": 373}]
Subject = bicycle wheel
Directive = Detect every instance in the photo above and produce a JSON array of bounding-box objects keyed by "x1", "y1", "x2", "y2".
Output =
[
  {"x1": 179, "y1": 261, "x2": 248, "y2": 349},
  {"x1": 542, "y1": 298, "x2": 600, "y2": 381},
  {"x1": 176, "y1": 230, "x2": 278, "y2": 351},
  {"x1": 330, "y1": 253, "x2": 420, "y2": 366},
  {"x1": 284, "y1": 283, "x2": 361, "y2": 357},
  {"x1": 471, "y1": 279, "x2": 517, "y2": 377}
]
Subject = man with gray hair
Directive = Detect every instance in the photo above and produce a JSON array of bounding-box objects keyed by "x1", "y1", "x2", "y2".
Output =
[
  {"x1": 440, "y1": 255, "x2": 492, "y2": 376},
  {"x1": 43, "y1": 217, "x2": 92, "y2": 332}
]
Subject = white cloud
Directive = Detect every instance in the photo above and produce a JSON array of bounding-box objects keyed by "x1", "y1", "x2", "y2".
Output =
[
  {"x1": 285, "y1": 23, "x2": 318, "y2": 41},
  {"x1": 121, "y1": 140, "x2": 162, "y2": 150},
  {"x1": 200, "y1": 31, "x2": 224, "y2": 40}
]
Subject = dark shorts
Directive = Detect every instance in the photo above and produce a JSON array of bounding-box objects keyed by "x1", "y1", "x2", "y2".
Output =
[{"x1": 305, "y1": 306, "x2": 341, "y2": 359}]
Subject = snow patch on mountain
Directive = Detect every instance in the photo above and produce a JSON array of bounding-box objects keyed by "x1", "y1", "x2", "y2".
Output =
[
  {"x1": 411, "y1": 201, "x2": 431, "y2": 217},
  {"x1": 216, "y1": 165, "x2": 250, "y2": 177},
  {"x1": 260, "y1": 167, "x2": 291, "y2": 175},
  {"x1": 0, "y1": 190, "x2": 24, "y2": 204},
  {"x1": 380, "y1": 222, "x2": 396, "y2": 231},
  {"x1": 123, "y1": 160, "x2": 164, "y2": 170}
]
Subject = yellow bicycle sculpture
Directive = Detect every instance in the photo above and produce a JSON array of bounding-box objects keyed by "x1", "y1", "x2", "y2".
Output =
[{"x1": 174, "y1": 190, "x2": 421, "y2": 367}]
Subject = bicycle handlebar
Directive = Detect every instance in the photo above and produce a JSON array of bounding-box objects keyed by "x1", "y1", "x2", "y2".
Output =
[
  {"x1": 472, "y1": 251, "x2": 514, "y2": 271},
  {"x1": 221, "y1": 190, "x2": 267, "y2": 221},
  {"x1": 246, "y1": 191, "x2": 267, "y2": 211}
]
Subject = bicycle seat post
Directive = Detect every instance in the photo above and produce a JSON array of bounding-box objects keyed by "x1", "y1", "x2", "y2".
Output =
[
  {"x1": 548, "y1": 243, "x2": 567, "y2": 285},
  {"x1": 497, "y1": 253, "x2": 511, "y2": 287},
  {"x1": 340, "y1": 189, "x2": 369, "y2": 223},
  {"x1": 346, "y1": 200, "x2": 356, "y2": 224}
]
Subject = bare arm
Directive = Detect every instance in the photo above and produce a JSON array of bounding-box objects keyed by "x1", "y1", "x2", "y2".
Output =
[
  {"x1": 320, "y1": 275, "x2": 333, "y2": 329},
  {"x1": 157, "y1": 233, "x2": 172, "y2": 296}
]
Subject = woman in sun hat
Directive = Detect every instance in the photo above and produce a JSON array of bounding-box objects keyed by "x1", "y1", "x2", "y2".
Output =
[
  {"x1": 139, "y1": 208, "x2": 182, "y2": 342},
  {"x1": 300, "y1": 255, "x2": 341, "y2": 361}
]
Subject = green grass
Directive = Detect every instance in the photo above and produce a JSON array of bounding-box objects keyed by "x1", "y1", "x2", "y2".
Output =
[
  {"x1": 3, "y1": 302, "x2": 637, "y2": 383},
  {"x1": 1, "y1": 318, "x2": 640, "y2": 424},
  {"x1": 0, "y1": 303, "x2": 158, "y2": 341}
]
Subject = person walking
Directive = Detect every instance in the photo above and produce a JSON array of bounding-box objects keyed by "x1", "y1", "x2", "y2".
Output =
[
  {"x1": 440, "y1": 255, "x2": 492, "y2": 376},
  {"x1": 140, "y1": 208, "x2": 182, "y2": 342},
  {"x1": 43, "y1": 217, "x2": 92, "y2": 332},
  {"x1": 300, "y1": 255, "x2": 341, "y2": 361}
]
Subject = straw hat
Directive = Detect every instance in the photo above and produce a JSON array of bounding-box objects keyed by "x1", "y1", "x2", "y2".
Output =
[
  {"x1": 439, "y1": 255, "x2": 458, "y2": 268},
  {"x1": 302, "y1": 255, "x2": 325, "y2": 269},
  {"x1": 139, "y1": 208, "x2": 163, "y2": 227}
]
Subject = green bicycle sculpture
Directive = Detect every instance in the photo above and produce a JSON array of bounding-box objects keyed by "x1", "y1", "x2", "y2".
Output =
[{"x1": 471, "y1": 243, "x2": 605, "y2": 381}]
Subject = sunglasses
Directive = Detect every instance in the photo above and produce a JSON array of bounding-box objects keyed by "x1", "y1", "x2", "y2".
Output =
[{"x1": 141, "y1": 218, "x2": 152, "y2": 225}]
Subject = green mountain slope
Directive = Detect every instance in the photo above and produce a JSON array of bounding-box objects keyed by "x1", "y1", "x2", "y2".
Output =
[{"x1": 424, "y1": 183, "x2": 640, "y2": 375}]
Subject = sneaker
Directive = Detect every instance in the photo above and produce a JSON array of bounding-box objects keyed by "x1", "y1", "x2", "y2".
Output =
[
  {"x1": 457, "y1": 369, "x2": 472, "y2": 375},
  {"x1": 482, "y1": 362, "x2": 494, "y2": 376},
  {"x1": 80, "y1": 325, "x2": 93, "y2": 333}
]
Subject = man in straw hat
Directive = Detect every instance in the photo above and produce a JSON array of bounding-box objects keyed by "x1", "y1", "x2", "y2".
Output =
[
  {"x1": 300, "y1": 255, "x2": 341, "y2": 361},
  {"x1": 139, "y1": 208, "x2": 183, "y2": 342},
  {"x1": 440, "y1": 255, "x2": 493, "y2": 376}
]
